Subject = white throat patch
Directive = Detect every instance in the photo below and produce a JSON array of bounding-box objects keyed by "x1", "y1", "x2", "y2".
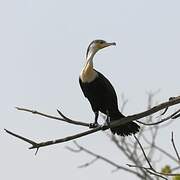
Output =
[
  {"x1": 80, "y1": 67, "x2": 98, "y2": 83},
  {"x1": 80, "y1": 44, "x2": 98, "y2": 83}
]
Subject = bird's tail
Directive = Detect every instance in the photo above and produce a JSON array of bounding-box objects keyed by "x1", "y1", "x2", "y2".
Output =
[{"x1": 110, "y1": 111, "x2": 140, "y2": 136}]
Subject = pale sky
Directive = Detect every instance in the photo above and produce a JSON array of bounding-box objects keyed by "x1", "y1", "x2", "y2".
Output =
[{"x1": 0, "y1": 0, "x2": 180, "y2": 180}]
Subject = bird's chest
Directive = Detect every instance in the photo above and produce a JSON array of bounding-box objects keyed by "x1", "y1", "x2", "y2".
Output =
[
  {"x1": 82, "y1": 79, "x2": 111, "y2": 113},
  {"x1": 82, "y1": 78, "x2": 108, "y2": 101}
]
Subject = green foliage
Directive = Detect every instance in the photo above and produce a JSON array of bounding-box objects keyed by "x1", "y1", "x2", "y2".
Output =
[
  {"x1": 161, "y1": 165, "x2": 180, "y2": 180},
  {"x1": 161, "y1": 165, "x2": 172, "y2": 174},
  {"x1": 173, "y1": 175, "x2": 180, "y2": 180}
]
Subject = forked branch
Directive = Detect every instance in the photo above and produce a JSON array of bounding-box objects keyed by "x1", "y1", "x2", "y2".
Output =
[
  {"x1": 5, "y1": 96, "x2": 180, "y2": 152},
  {"x1": 66, "y1": 141, "x2": 145, "y2": 178},
  {"x1": 127, "y1": 135, "x2": 180, "y2": 179},
  {"x1": 15, "y1": 107, "x2": 89, "y2": 127}
]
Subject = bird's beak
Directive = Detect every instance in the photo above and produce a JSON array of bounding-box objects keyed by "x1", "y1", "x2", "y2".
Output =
[{"x1": 104, "y1": 42, "x2": 116, "y2": 47}]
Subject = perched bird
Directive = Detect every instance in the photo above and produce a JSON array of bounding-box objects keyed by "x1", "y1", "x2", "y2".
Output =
[{"x1": 79, "y1": 40, "x2": 140, "y2": 136}]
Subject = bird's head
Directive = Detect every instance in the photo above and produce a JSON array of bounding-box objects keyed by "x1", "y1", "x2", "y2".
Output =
[{"x1": 86, "y1": 39, "x2": 116, "y2": 59}]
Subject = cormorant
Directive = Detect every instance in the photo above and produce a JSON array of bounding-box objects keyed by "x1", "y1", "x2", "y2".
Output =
[{"x1": 79, "y1": 40, "x2": 140, "y2": 136}]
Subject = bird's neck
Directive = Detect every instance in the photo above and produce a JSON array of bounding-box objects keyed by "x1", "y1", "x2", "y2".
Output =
[
  {"x1": 80, "y1": 49, "x2": 98, "y2": 83},
  {"x1": 85, "y1": 50, "x2": 95, "y2": 71}
]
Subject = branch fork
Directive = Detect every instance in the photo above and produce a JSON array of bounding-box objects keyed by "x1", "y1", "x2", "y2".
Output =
[{"x1": 5, "y1": 96, "x2": 180, "y2": 153}]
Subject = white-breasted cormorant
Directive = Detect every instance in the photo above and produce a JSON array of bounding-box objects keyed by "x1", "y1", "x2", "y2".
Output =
[{"x1": 79, "y1": 40, "x2": 140, "y2": 136}]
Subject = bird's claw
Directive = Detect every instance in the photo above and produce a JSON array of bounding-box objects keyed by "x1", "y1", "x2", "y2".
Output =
[
  {"x1": 89, "y1": 122, "x2": 99, "y2": 128},
  {"x1": 105, "y1": 116, "x2": 110, "y2": 127},
  {"x1": 103, "y1": 120, "x2": 110, "y2": 128}
]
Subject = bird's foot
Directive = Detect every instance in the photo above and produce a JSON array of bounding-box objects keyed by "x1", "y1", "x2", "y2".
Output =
[
  {"x1": 105, "y1": 116, "x2": 110, "y2": 127},
  {"x1": 89, "y1": 122, "x2": 99, "y2": 128},
  {"x1": 103, "y1": 119, "x2": 110, "y2": 128}
]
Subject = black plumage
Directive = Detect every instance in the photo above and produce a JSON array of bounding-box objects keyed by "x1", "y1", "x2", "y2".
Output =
[
  {"x1": 79, "y1": 40, "x2": 140, "y2": 136},
  {"x1": 79, "y1": 70, "x2": 140, "y2": 136}
]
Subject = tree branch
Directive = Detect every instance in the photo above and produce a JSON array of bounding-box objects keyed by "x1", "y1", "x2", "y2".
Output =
[
  {"x1": 66, "y1": 141, "x2": 144, "y2": 178},
  {"x1": 171, "y1": 132, "x2": 180, "y2": 164},
  {"x1": 142, "y1": 134, "x2": 179, "y2": 163},
  {"x1": 15, "y1": 107, "x2": 89, "y2": 127},
  {"x1": 127, "y1": 135, "x2": 180, "y2": 179},
  {"x1": 5, "y1": 126, "x2": 103, "y2": 150},
  {"x1": 136, "y1": 108, "x2": 180, "y2": 126},
  {"x1": 133, "y1": 135, "x2": 154, "y2": 170},
  {"x1": 5, "y1": 96, "x2": 180, "y2": 151}
]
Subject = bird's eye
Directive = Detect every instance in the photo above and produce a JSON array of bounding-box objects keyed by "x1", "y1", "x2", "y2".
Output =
[{"x1": 100, "y1": 41, "x2": 104, "y2": 44}]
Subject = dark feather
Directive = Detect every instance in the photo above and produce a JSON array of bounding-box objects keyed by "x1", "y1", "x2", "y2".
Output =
[{"x1": 79, "y1": 70, "x2": 140, "y2": 136}]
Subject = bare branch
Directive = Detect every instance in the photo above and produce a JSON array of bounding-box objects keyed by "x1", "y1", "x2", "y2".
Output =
[
  {"x1": 15, "y1": 96, "x2": 180, "y2": 129},
  {"x1": 5, "y1": 126, "x2": 103, "y2": 150},
  {"x1": 171, "y1": 132, "x2": 180, "y2": 164},
  {"x1": 67, "y1": 141, "x2": 144, "y2": 178},
  {"x1": 127, "y1": 135, "x2": 180, "y2": 179},
  {"x1": 136, "y1": 118, "x2": 169, "y2": 126},
  {"x1": 78, "y1": 157, "x2": 99, "y2": 168},
  {"x1": 133, "y1": 135, "x2": 154, "y2": 170},
  {"x1": 145, "y1": 169, "x2": 168, "y2": 180},
  {"x1": 15, "y1": 107, "x2": 89, "y2": 127},
  {"x1": 102, "y1": 95, "x2": 180, "y2": 130},
  {"x1": 136, "y1": 109, "x2": 179, "y2": 126},
  {"x1": 65, "y1": 146, "x2": 82, "y2": 153},
  {"x1": 5, "y1": 96, "x2": 180, "y2": 150},
  {"x1": 6, "y1": 95, "x2": 179, "y2": 180},
  {"x1": 172, "y1": 113, "x2": 180, "y2": 119},
  {"x1": 4, "y1": 128, "x2": 37, "y2": 145},
  {"x1": 128, "y1": 163, "x2": 180, "y2": 178},
  {"x1": 160, "y1": 97, "x2": 177, "y2": 116},
  {"x1": 127, "y1": 164, "x2": 168, "y2": 180},
  {"x1": 109, "y1": 135, "x2": 154, "y2": 179},
  {"x1": 142, "y1": 134, "x2": 179, "y2": 163}
]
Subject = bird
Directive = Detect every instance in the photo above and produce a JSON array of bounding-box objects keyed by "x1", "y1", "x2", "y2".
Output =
[{"x1": 79, "y1": 39, "x2": 140, "y2": 136}]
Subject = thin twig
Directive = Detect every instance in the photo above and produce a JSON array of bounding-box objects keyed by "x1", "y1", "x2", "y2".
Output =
[
  {"x1": 15, "y1": 107, "x2": 89, "y2": 127},
  {"x1": 160, "y1": 107, "x2": 169, "y2": 116},
  {"x1": 128, "y1": 163, "x2": 180, "y2": 177},
  {"x1": 145, "y1": 169, "x2": 168, "y2": 180},
  {"x1": 146, "y1": 125, "x2": 158, "y2": 167},
  {"x1": 136, "y1": 117, "x2": 171, "y2": 126},
  {"x1": 171, "y1": 132, "x2": 180, "y2": 164},
  {"x1": 4, "y1": 129, "x2": 37, "y2": 146},
  {"x1": 172, "y1": 113, "x2": 180, "y2": 119},
  {"x1": 134, "y1": 135, "x2": 154, "y2": 170},
  {"x1": 78, "y1": 157, "x2": 99, "y2": 168},
  {"x1": 129, "y1": 134, "x2": 180, "y2": 179},
  {"x1": 142, "y1": 134, "x2": 179, "y2": 163},
  {"x1": 160, "y1": 97, "x2": 177, "y2": 116},
  {"x1": 4, "y1": 129, "x2": 40, "y2": 155},
  {"x1": 137, "y1": 109, "x2": 180, "y2": 126},
  {"x1": 127, "y1": 164, "x2": 168, "y2": 180},
  {"x1": 67, "y1": 141, "x2": 144, "y2": 178},
  {"x1": 110, "y1": 135, "x2": 153, "y2": 179}
]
